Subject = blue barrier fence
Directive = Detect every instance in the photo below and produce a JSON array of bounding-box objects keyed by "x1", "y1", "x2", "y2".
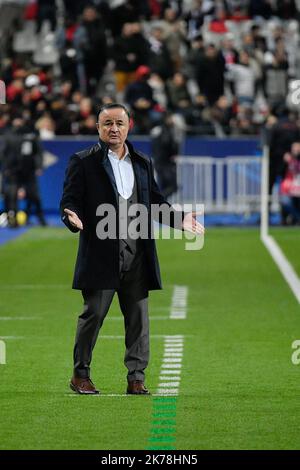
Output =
[{"x1": 1, "y1": 137, "x2": 262, "y2": 214}]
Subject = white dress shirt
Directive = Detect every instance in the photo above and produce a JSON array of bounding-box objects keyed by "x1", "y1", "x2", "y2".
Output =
[{"x1": 107, "y1": 145, "x2": 134, "y2": 200}]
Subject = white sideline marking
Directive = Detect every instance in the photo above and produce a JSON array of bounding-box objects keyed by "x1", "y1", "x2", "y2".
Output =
[
  {"x1": 66, "y1": 393, "x2": 129, "y2": 397},
  {"x1": 0, "y1": 284, "x2": 70, "y2": 290},
  {"x1": 99, "y1": 335, "x2": 191, "y2": 340},
  {"x1": 66, "y1": 393, "x2": 177, "y2": 397},
  {"x1": 0, "y1": 316, "x2": 178, "y2": 322},
  {"x1": 108, "y1": 316, "x2": 170, "y2": 321},
  {"x1": 0, "y1": 317, "x2": 39, "y2": 321},
  {"x1": 0, "y1": 335, "x2": 189, "y2": 341},
  {"x1": 0, "y1": 315, "x2": 183, "y2": 322},
  {"x1": 0, "y1": 336, "x2": 25, "y2": 339},
  {"x1": 262, "y1": 234, "x2": 300, "y2": 304}
]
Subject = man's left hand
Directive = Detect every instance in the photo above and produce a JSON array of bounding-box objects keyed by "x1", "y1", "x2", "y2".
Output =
[{"x1": 182, "y1": 211, "x2": 205, "y2": 235}]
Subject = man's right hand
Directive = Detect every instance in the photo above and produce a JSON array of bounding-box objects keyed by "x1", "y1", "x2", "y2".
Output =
[{"x1": 64, "y1": 208, "x2": 83, "y2": 230}]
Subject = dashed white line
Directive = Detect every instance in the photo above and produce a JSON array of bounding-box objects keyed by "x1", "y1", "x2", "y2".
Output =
[
  {"x1": 163, "y1": 353, "x2": 183, "y2": 357},
  {"x1": 159, "y1": 376, "x2": 180, "y2": 381},
  {"x1": 158, "y1": 382, "x2": 180, "y2": 388},
  {"x1": 159, "y1": 370, "x2": 181, "y2": 375},
  {"x1": 162, "y1": 358, "x2": 183, "y2": 363},
  {"x1": 165, "y1": 346, "x2": 183, "y2": 352},
  {"x1": 161, "y1": 364, "x2": 182, "y2": 369},
  {"x1": 170, "y1": 286, "x2": 188, "y2": 319},
  {"x1": 156, "y1": 389, "x2": 179, "y2": 395},
  {"x1": 156, "y1": 335, "x2": 184, "y2": 396}
]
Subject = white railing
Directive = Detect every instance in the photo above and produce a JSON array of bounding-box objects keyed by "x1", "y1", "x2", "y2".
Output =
[{"x1": 170, "y1": 155, "x2": 276, "y2": 213}]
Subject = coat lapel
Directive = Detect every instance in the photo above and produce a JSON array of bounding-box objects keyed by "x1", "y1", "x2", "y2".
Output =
[
  {"x1": 97, "y1": 141, "x2": 119, "y2": 203},
  {"x1": 131, "y1": 157, "x2": 142, "y2": 200},
  {"x1": 102, "y1": 155, "x2": 119, "y2": 203},
  {"x1": 131, "y1": 157, "x2": 148, "y2": 205},
  {"x1": 126, "y1": 140, "x2": 149, "y2": 205}
]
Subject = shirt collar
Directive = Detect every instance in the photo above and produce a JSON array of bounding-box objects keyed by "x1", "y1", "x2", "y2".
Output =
[{"x1": 108, "y1": 144, "x2": 130, "y2": 162}]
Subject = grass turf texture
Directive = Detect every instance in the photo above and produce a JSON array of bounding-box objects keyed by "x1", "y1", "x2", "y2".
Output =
[{"x1": 0, "y1": 227, "x2": 300, "y2": 450}]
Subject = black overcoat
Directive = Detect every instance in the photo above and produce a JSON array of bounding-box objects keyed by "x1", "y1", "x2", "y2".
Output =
[{"x1": 60, "y1": 139, "x2": 183, "y2": 290}]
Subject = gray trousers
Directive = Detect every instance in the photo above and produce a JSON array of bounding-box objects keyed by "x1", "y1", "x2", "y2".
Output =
[{"x1": 73, "y1": 246, "x2": 149, "y2": 382}]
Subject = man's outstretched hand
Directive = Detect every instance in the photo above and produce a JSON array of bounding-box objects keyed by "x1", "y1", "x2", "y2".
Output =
[
  {"x1": 182, "y1": 211, "x2": 205, "y2": 235},
  {"x1": 64, "y1": 208, "x2": 83, "y2": 231}
]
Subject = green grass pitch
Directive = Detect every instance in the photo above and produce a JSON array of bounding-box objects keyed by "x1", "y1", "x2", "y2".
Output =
[{"x1": 0, "y1": 226, "x2": 300, "y2": 450}]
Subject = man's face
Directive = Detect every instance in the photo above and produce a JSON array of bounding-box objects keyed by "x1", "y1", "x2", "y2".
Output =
[
  {"x1": 97, "y1": 108, "x2": 130, "y2": 147},
  {"x1": 83, "y1": 7, "x2": 97, "y2": 22}
]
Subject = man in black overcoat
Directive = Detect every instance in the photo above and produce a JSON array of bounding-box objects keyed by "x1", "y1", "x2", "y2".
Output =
[{"x1": 60, "y1": 103, "x2": 203, "y2": 395}]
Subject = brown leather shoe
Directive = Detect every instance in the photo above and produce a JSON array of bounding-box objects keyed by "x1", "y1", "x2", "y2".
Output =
[
  {"x1": 127, "y1": 380, "x2": 150, "y2": 395},
  {"x1": 70, "y1": 377, "x2": 100, "y2": 395}
]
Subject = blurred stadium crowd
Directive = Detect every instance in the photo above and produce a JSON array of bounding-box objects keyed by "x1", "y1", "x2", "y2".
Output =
[
  {"x1": 1, "y1": 0, "x2": 300, "y2": 227},
  {"x1": 1, "y1": 0, "x2": 300, "y2": 136}
]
